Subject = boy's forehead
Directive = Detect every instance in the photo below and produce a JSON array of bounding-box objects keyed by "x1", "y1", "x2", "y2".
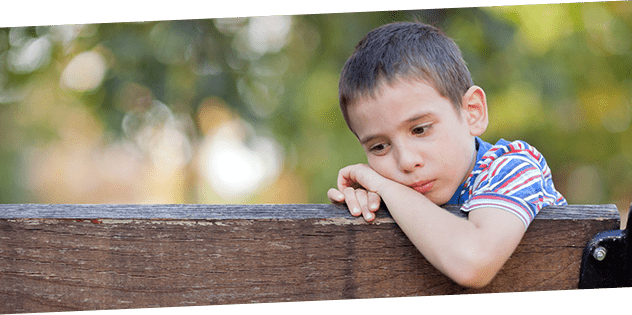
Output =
[
  {"x1": 350, "y1": 78, "x2": 454, "y2": 115},
  {"x1": 347, "y1": 78, "x2": 461, "y2": 132},
  {"x1": 354, "y1": 76, "x2": 441, "y2": 105}
]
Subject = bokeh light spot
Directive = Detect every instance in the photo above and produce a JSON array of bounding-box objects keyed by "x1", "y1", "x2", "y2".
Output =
[
  {"x1": 60, "y1": 51, "x2": 108, "y2": 92},
  {"x1": 7, "y1": 36, "x2": 52, "y2": 74}
]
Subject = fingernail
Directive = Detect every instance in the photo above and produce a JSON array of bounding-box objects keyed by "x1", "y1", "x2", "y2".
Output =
[
  {"x1": 370, "y1": 203, "x2": 378, "y2": 210},
  {"x1": 352, "y1": 207, "x2": 360, "y2": 215},
  {"x1": 366, "y1": 213, "x2": 373, "y2": 220},
  {"x1": 338, "y1": 194, "x2": 344, "y2": 200}
]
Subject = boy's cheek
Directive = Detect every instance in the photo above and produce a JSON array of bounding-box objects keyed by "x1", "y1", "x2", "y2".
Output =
[
  {"x1": 365, "y1": 159, "x2": 387, "y2": 177},
  {"x1": 366, "y1": 161, "x2": 401, "y2": 185}
]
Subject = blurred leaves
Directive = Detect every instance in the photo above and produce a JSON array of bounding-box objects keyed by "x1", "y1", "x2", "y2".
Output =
[{"x1": 0, "y1": 2, "x2": 631, "y2": 211}]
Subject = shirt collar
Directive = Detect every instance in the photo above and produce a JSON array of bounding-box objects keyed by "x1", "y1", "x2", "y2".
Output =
[{"x1": 445, "y1": 137, "x2": 491, "y2": 205}]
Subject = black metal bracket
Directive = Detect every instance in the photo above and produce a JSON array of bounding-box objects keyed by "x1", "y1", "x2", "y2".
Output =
[{"x1": 579, "y1": 204, "x2": 631, "y2": 289}]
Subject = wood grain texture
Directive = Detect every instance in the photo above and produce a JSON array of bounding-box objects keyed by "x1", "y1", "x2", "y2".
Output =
[
  {"x1": 0, "y1": 203, "x2": 619, "y2": 220},
  {"x1": 0, "y1": 204, "x2": 621, "y2": 313}
]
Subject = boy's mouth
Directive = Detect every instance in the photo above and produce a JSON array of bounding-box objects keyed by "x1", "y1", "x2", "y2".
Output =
[{"x1": 409, "y1": 180, "x2": 434, "y2": 194}]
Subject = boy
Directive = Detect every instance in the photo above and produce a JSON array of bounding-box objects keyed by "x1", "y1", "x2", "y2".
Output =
[{"x1": 327, "y1": 22, "x2": 566, "y2": 288}]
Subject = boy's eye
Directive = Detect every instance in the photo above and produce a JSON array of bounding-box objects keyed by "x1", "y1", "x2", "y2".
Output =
[
  {"x1": 412, "y1": 124, "x2": 431, "y2": 135},
  {"x1": 370, "y1": 143, "x2": 387, "y2": 153}
]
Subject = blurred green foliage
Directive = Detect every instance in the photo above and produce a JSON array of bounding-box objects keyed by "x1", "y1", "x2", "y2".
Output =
[{"x1": 0, "y1": 2, "x2": 631, "y2": 210}]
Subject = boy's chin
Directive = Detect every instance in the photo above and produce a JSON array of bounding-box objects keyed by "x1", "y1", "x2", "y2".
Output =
[{"x1": 423, "y1": 191, "x2": 451, "y2": 206}]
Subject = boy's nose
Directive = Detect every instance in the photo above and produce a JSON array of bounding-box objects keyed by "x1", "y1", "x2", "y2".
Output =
[{"x1": 396, "y1": 147, "x2": 424, "y2": 173}]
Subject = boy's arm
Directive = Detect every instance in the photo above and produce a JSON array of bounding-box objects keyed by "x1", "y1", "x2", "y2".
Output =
[
  {"x1": 379, "y1": 181, "x2": 525, "y2": 288},
  {"x1": 333, "y1": 163, "x2": 525, "y2": 288}
]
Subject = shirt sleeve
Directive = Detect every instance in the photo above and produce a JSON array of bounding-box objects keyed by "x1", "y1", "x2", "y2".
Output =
[{"x1": 460, "y1": 149, "x2": 561, "y2": 229}]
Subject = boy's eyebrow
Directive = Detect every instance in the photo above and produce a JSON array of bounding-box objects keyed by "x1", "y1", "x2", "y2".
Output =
[
  {"x1": 359, "y1": 112, "x2": 435, "y2": 144},
  {"x1": 403, "y1": 112, "x2": 435, "y2": 125}
]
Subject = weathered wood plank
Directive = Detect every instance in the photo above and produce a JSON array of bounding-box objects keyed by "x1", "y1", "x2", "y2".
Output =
[
  {"x1": 0, "y1": 204, "x2": 621, "y2": 314},
  {"x1": 0, "y1": 203, "x2": 618, "y2": 220}
]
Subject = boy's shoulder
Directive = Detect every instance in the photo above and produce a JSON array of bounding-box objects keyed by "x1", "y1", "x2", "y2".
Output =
[
  {"x1": 460, "y1": 137, "x2": 567, "y2": 228},
  {"x1": 476, "y1": 138, "x2": 548, "y2": 173}
]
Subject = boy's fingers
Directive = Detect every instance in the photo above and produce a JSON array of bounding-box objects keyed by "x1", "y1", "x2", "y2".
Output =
[
  {"x1": 327, "y1": 188, "x2": 345, "y2": 203},
  {"x1": 368, "y1": 192, "x2": 381, "y2": 212},
  {"x1": 354, "y1": 189, "x2": 374, "y2": 222},
  {"x1": 343, "y1": 187, "x2": 362, "y2": 216},
  {"x1": 337, "y1": 166, "x2": 355, "y2": 192}
]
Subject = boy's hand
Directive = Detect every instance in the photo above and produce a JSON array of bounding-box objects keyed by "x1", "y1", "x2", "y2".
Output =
[
  {"x1": 327, "y1": 164, "x2": 386, "y2": 222},
  {"x1": 328, "y1": 187, "x2": 381, "y2": 221}
]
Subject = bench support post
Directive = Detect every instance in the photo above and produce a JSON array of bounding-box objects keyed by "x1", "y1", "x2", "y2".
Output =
[{"x1": 579, "y1": 205, "x2": 632, "y2": 288}]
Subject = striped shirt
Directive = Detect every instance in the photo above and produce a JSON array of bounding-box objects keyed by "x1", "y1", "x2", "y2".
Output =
[{"x1": 447, "y1": 137, "x2": 567, "y2": 228}]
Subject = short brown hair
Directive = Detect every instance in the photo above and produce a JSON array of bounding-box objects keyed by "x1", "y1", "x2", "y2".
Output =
[{"x1": 339, "y1": 22, "x2": 473, "y2": 131}]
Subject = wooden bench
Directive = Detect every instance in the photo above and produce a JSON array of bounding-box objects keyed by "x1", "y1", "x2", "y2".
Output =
[{"x1": 0, "y1": 203, "x2": 623, "y2": 313}]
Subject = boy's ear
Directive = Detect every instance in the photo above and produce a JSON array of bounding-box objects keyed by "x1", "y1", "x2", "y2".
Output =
[{"x1": 460, "y1": 86, "x2": 488, "y2": 137}]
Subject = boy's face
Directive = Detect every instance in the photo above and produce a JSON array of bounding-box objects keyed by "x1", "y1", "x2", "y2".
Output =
[{"x1": 347, "y1": 79, "x2": 485, "y2": 205}]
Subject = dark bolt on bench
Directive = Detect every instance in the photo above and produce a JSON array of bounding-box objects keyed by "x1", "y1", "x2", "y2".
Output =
[{"x1": 0, "y1": 203, "x2": 628, "y2": 313}]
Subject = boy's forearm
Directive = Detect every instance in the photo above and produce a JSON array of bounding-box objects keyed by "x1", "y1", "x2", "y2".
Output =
[
  {"x1": 333, "y1": 164, "x2": 522, "y2": 287},
  {"x1": 376, "y1": 182, "x2": 509, "y2": 287}
]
